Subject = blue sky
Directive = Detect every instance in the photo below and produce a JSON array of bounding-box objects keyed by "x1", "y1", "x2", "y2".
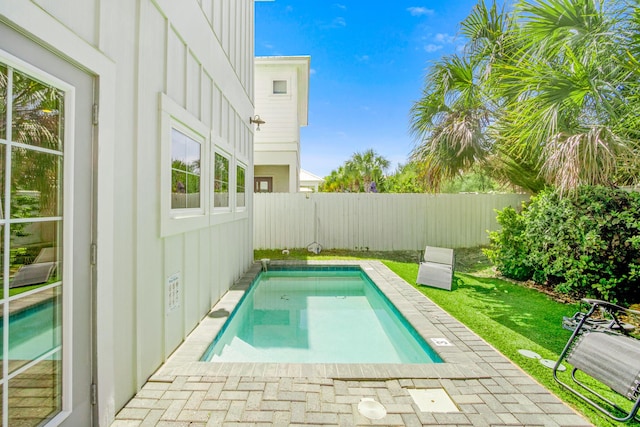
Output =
[{"x1": 255, "y1": 1, "x2": 481, "y2": 178}]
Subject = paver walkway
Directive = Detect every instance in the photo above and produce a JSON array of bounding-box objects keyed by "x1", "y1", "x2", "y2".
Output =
[{"x1": 112, "y1": 261, "x2": 592, "y2": 427}]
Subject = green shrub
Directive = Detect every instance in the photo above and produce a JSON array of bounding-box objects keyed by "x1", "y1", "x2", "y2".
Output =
[
  {"x1": 484, "y1": 206, "x2": 533, "y2": 280},
  {"x1": 487, "y1": 186, "x2": 640, "y2": 304}
]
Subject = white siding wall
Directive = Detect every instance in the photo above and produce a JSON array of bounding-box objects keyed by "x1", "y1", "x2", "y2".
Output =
[
  {"x1": 254, "y1": 65, "x2": 300, "y2": 145},
  {"x1": 254, "y1": 193, "x2": 530, "y2": 250},
  {"x1": 254, "y1": 165, "x2": 291, "y2": 193},
  {"x1": 118, "y1": 0, "x2": 255, "y2": 413},
  {"x1": 253, "y1": 60, "x2": 304, "y2": 192},
  {"x1": 1, "y1": 0, "x2": 255, "y2": 424}
]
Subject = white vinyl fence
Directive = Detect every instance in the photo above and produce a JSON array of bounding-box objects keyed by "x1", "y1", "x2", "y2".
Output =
[{"x1": 253, "y1": 192, "x2": 530, "y2": 251}]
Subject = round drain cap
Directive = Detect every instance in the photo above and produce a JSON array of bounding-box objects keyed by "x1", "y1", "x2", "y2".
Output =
[
  {"x1": 540, "y1": 358, "x2": 566, "y2": 371},
  {"x1": 518, "y1": 349, "x2": 541, "y2": 359},
  {"x1": 358, "y1": 398, "x2": 387, "y2": 420}
]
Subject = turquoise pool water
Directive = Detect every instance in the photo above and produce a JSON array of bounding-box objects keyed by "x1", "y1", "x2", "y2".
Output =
[
  {"x1": 202, "y1": 267, "x2": 442, "y2": 364},
  {"x1": 1, "y1": 298, "x2": 61, "y2": 361}
]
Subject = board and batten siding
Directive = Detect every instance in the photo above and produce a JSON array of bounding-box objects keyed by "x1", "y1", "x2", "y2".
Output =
[
  {"x1": 1, "y1": 0, "x2": 255, "y2": 424},
  {"x1": 120, "y1": 0, "x2": 255, "y2": 415},
  {"x1": 254, "y1": 193, "x2": 531, "y2": 250}
]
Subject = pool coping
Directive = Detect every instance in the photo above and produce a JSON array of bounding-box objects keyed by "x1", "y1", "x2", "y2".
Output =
[{"x1": 154, "y1": 260, "x2": 492, "y2": 381}]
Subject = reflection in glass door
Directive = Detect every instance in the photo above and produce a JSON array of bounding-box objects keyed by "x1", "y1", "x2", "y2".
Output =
[{"x1": 0, "y1": 62, "x2": 64, "y2": 426}]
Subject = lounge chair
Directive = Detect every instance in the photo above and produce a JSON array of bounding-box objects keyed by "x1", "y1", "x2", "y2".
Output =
[
  {"x1": 10, "y1": 247, "x2": 58, "y2": 288},
  {"x1": 416, "y1": 246, "x2": 454, "y2": 291},
  {"x1": 553, "y1": 299, "x2": 640, "y2": 423}
]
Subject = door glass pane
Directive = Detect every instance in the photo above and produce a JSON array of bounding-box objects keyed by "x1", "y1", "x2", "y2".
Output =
[
  {"x1": 9, "y1": 220, "x2": 61, "y2": 292},
  {"x1": 11, "y1": 147, "x2": 62, "y2": 218},
  {"x1": 7, "y1": 287, "x2": 61, "y2": 374},
  {"x1": 0, "y1": 144, "x2": 4, "y2": 220},
  {"x1": 0, "y1": 226, "x2": 4, "y2": 298},
  {"x1": 11, "y1": 70, "x2": 64, "y2": 151},
  {"x1": 8, "y1": 354, "x2": 62, "y2": 427},
  {"x1": 0, "y1": 302, "x2": 3, "y2": 364},
  {"x1": 0, "y1": 64, "x2": 6, "y2": 140}
]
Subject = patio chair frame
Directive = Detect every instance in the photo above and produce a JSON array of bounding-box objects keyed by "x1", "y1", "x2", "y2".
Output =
[
  {"x1": 553, "y1": 298, "x2": 640, "y2": 423},
  {"x1": 415, "y1": 246, "x2": 454, "y2": 291}
]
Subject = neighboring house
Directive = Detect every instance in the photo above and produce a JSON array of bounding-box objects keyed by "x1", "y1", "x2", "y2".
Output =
[
  {"x1": 254, "y1": 56, "x2": 310, "y2": 193},
  {"x1": 0, "y1": 1, "x2": 255, "y2": 426},
  {"x1": 300, "y1": 169, "x2": 325, "y2": 192}
]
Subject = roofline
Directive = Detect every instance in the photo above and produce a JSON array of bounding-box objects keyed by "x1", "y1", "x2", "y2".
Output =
[
  {"x1": 255, "y1": 55, "x2": 311, "y2": 63},
  {"x1": 300, "y1": 169, "x2": 324, "y2": 181}
]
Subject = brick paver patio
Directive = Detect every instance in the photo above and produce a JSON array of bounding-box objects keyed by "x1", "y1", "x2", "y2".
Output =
[{"x1": 112, "y1": 261, "x2": 591, "y2": 426}]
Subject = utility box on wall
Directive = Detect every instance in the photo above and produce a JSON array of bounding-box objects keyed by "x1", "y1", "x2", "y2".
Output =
[{"x1": 167, "y1": 272, "x2": 181, "y2": 314}]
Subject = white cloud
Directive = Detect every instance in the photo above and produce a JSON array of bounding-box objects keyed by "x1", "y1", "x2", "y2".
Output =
[
  {"x1": 355, "y1": 54, "x2": 370, "y2": 62},
  {"x1": 435, "y1": 33, "x2": 456, "y2": 44},
  {"x1": 334, "y1": 3, "x2": 347, "y2": 10},
  {"x1": 420, "y1": 33, "x2": 455, "y2": 53},
  {"x1": 424, "y1": 44, "x2": 443, "y2": 53},
  {"x1": 333, "y1": 17, "x2": 346, "y2": 27},
  {"x1": 407, "y1": 6, "x2": 434, "y2": 17},
  {"x1": 310, "y1": 68, "x2": 317, "y2": 75}
]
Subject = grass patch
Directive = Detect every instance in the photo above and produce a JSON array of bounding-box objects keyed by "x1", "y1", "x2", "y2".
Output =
[
  {"x1": 0, "y1": 284, "x2": 49, "y2": 299},
  {"x1": 254, "y1": 247, "x2": 639, "y2": 426}
]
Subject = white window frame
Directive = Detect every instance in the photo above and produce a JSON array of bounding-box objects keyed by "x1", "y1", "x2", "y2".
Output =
[
  {"x1": 272, "y1": 79, "x2": 288, "y2": 95},
  {"x1": 235, "y1": 162, "x2": 247, "y2": 211},
  {"x1": 170, "y1": 127, "x2": 202, "y2": 212},
  {"x1": 212, "y1": 148, "x2": 231, "y2": 213},
  {"x1": 160, "y1": 93, "x2": 209, "y2": 236}
]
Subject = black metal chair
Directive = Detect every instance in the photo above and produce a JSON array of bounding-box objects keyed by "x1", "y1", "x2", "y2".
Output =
[{"x1": 554, "y1": 299, "x2": 640, "y2": 423}]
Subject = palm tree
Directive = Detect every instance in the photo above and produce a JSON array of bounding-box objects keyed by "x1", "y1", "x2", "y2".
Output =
[
  {"x1": 409, "y1": 54, "x2": 491, "y2": 191},
  {"x1": 320, "y1": 166, "x2": 351, "y2": 192},
  {"x1": 320, "y1": 150, "x2": 391, "y2": 192},
  {"x1": 348, "y1": 149, "x2": 390, "y2": 192},
  {"x1": 411, "y1": 0, "x2": 640, "y2": 194},
  {"x1": 409, "y1": 1, "x2": 506, "y2": 191},
  {"x1": 496, "y1": 0, "x2": 638, "y2": 192}
]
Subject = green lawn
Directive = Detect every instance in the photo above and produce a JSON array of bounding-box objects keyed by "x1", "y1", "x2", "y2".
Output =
[{"x1": 254, "y1": 248, "x2": 640, "y2": 427}]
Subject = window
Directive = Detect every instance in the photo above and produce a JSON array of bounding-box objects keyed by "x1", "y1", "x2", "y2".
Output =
[
  {"x1": 214, "y1": 152, "x2": 229, "y2": 208},
  {"x1": 236, "y1": 164, "x2": 246, "y2": 208},
  {"x1": 254, "y1": 177, "x2": 272, "y2": 193},
  {"x1": 161, "y1": 93, "x2": 209, "y2": 235},
  {"x1": 273, "y1": 80, "x2": 287, "y2": 94},
  {"x1": 171, "y1": 128, "x2": 201, "y2": 210}
]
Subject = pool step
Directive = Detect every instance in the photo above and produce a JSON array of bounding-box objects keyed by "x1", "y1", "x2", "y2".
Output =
[{"x1": 209, "y1": 337, "x2": 256, "y2": 362}]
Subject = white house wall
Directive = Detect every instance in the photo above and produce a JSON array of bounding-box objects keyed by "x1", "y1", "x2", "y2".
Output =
[
  {"x1": 254, "y1": 67, "x2": 301, "y2": 144},
  {"x1": 255, "y1": 151, "x2": 298, "y2": 192},
  {"x1": 1, "y1": 0, "x2": 255, "y2": 425},
  {"x1": 254, "y1": 165, "x2": 291, "y2": 193}
]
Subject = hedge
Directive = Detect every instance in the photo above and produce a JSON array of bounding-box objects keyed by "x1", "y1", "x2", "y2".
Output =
[{"x1": 485, "y1": 186, "x2": 640, "y2": 304}]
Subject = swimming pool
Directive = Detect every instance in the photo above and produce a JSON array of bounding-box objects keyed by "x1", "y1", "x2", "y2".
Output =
[
  {"x1": 202, "y1": 266, "x2": 442, "y2": 364},
  {"x1": 1, "y1": 297, "x2": 61, "y2": 362}
]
